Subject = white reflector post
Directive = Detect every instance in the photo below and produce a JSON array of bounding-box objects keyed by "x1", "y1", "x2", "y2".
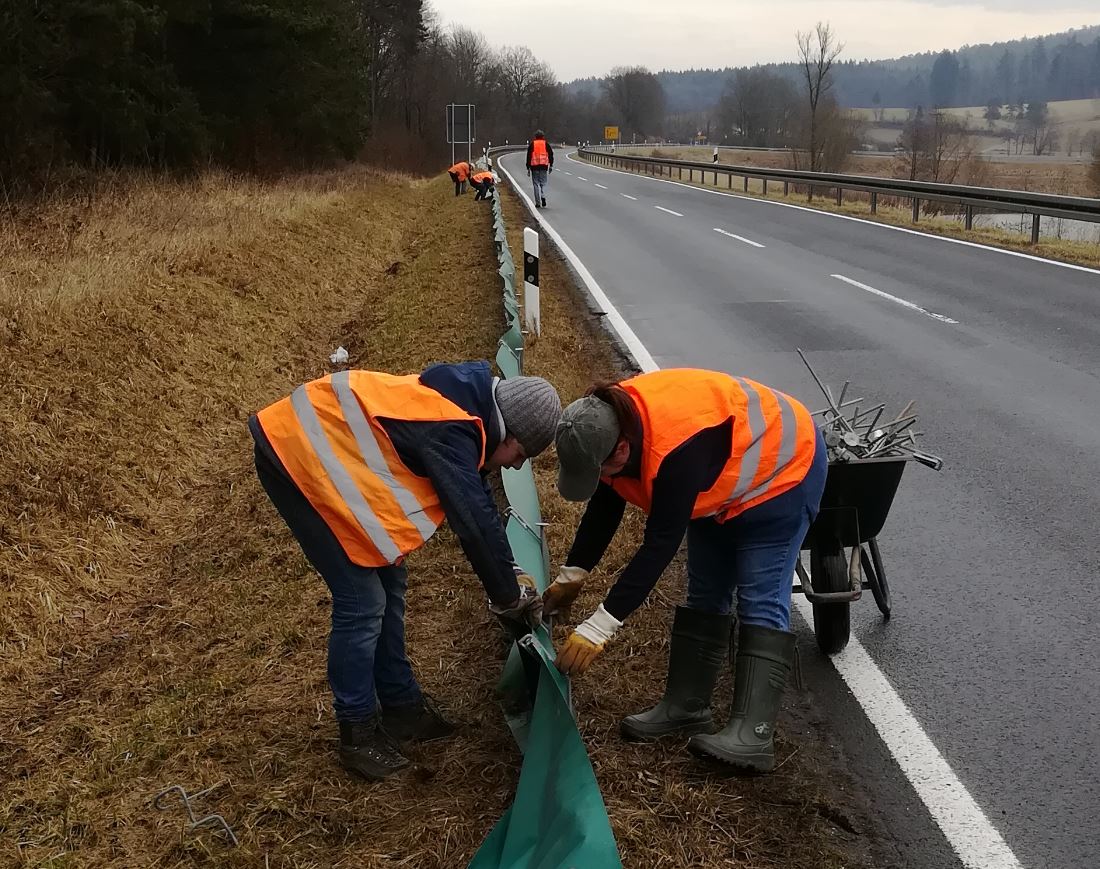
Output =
[{"x1": 523, "y1": 227, "x2": 540, "y2": 337}]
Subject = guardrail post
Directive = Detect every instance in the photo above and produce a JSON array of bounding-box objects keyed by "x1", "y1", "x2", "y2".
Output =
[
  {"x1": 1031, "y1": 214, "x2": 1041, "y2": 245},
  {"x1": 762, "y1": 179, "x2": 768, "y2": 196},
  {"x1": 836, "y1": 187, "x2": 843, "y2": 206},
  {"x1": 965, "y1": 204, "x2": 973, "y2": 230},
  {"x1": 727, "y1": 172, "x2": 732, "y2": 189},
  {"x1": 678, "y1": 166, "x2": 682, "y2": 180},
  {"x1": 871, "y1": 192, "x2": 878, "y2": 214},
  {"x1": 743, "y1": 176, "x2": 749, "y2": 192},
  {"x1": 784, "y1": 180, "x2": 789, "y2": 196},
  {"x1": 912, "y1": 196, "x2": 920, "y2": 222}
]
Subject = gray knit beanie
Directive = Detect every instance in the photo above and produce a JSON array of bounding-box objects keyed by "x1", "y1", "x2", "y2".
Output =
[{"x1": 496, "y1": 376, "x2": 562, "y2": 456}]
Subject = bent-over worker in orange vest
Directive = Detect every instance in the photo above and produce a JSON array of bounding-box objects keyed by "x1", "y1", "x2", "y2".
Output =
[
  {"x1": 549, "y1": 369, "x2": 826, "y2": 773},
  {"x1": 249, "y1": 362, "x2": 561, "y2": 780},
  {"x1": 470, "y1": 169, "x2": 495, "y2": 201},
  {"x1": 447, "y1": 160, "x2": 472, "y2": 196},
  {"x1": 525, "y1": 130, "x2": 554, "y2": 208}
]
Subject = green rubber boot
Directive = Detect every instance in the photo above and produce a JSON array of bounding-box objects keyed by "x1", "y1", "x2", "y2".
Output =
[
  {"x1": 620, "y1": 606, "x2": 732, "y2": 741},
  {"x1": 687, "y1": 623, "x2": 795, "y2": 773}
]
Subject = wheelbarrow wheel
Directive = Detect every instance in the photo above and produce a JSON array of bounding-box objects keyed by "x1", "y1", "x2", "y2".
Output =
[
  {"x1": 809, "y1": 539, "x2": 851, "y2": 655},
  {"x1": 860, "y1": 538, "x2": 891, "y2": 619}
]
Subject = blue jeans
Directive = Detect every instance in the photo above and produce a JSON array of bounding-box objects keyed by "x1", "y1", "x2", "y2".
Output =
[
  {"x1": 530, "y1": 167, "x2": 549, "y2": 202},
  {"x1": 685, "y1": 430, "x2": 827, "y2": 630},
  {"x1": 253, "y1": 441, "x2": 422, "y2": 722}
]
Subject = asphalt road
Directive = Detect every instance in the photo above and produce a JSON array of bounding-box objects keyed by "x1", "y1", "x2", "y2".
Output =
[{"x1": 501, "y1": 151, "x2": 1100, "y2": 869}]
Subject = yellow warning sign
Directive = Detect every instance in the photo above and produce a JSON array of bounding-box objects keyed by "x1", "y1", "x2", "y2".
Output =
[{"x1": 604, "y1": 126, "x2": 620, "y2": 141}]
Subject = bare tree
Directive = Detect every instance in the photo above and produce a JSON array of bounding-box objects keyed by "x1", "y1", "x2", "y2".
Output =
[
  {"x1": 603, "y1": 66, "x2": 666, "y2": 142},
  {"x1": 795, "y1": 22, "x2": 844, "y2": 173},
  {"x1": 717, "y1": 68, "x2": 798, "y2": 147}
]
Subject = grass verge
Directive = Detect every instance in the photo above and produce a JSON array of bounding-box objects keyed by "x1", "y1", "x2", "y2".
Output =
[{"x1": 1, "y1": 165, "x2": 892, "y2": 869}]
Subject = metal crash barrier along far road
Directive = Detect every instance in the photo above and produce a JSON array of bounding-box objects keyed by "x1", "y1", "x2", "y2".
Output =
[{"x1": 469, "y1": 162, "x2": 621, "y2": 869}]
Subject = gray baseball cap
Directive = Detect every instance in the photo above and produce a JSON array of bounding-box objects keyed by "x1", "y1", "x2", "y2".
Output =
[{"x1": 555, "y1": 395, "x2": 621, "y2": 501}]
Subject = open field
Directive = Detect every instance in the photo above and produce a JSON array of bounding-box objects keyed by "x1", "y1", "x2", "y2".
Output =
[
  {"x1": 0, "y1": 167, "x2": 891, "y2": 867},
  {"x1": 852, "y1": 97, "x2": 1100, "y2": 158}
]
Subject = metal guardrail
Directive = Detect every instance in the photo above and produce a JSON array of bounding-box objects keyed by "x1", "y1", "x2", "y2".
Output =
[{"x1": 579, "y1": 147, "x2": 1100, "y2": 245}]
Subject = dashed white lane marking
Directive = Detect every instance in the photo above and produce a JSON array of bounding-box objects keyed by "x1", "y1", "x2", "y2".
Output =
[
  {"x1": 713, "y1": 227, "x2": 765, "y2": 248},
  {"x1": 564, "y1": 171, "x2": 573, "y2": 175},
  {"x1": 594, "y1": 183, "x2": 608, "y2": 189},
  {"x1": 654, "y1": 206, "x2": 683, "y2": 217},
  {"x1": 832, "y1": 273, "x2": 959, "y2": 324},
  {"x1": 621, "y1": 194, "x2": 638, "y2": 200},
  {"x1": 577, "y1": 176, "x2": 588, "y2": 181}
]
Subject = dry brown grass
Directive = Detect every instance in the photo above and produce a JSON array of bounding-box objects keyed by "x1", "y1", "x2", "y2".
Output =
[{"x1": 0, "y1": 165, "x2": 885, "y2": 869}]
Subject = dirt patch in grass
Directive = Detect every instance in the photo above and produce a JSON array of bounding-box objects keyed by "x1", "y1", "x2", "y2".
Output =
[{"x1": 2, "y1": 163, "x2": 896, "y2": 869}]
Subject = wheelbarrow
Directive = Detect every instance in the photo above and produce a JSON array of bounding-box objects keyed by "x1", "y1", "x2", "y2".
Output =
[{"x1": 794, "y1": 455, "x2": 909, "y2": 654}]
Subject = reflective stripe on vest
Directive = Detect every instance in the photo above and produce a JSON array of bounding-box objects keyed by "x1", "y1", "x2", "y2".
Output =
[
  {"x1": 605, "y1": 370, "x2": 815, "y2": 521},
  {"x1": 290, "y1": 383, "x2": 404, "y2": 564},
  {"x1": 724, "y1": 377, "x2": 800, "y2": 509},
  {"x1": 530, "y1": 140, "x2": 550, "y2": 166},
  {"x1": 330, "y1": 371, "x2": 440, "y2": 543},
  {"x1": 259, "y1": 372, "x2": 486, "y2": 567}
]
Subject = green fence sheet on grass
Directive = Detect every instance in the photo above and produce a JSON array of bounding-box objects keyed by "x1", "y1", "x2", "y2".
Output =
[{"x1": 469, "y1": 164, "x2": 621, "y2": 869}]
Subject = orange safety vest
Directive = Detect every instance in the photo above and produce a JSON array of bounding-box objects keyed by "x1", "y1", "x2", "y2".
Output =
[
  {"x1": 448, "y1": 161, "x2": 471, "y2": 181},
  {"x1": 256, "y1": 371, "x2": 486, "y2": 567},
  {"x1": 604, "y1": 369, "x2": 817, "y2": 522},
  {"x1": 529, "y1": 139, "x2": 550, "y2": 167},
  {"x1": 471, "y1": 170, "x2": 494, "y2": 184}
]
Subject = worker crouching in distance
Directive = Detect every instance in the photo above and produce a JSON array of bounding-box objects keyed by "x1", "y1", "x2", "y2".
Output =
[
  {"x1": 470, "y1": 169, "x2": 496, "y2": 201},
  {"x1": 549, "y1": 369, "x2": 826, "y2": 773},
  {"x1": 249, "y1": 362, "x2": 561, "y2": 780},
  {"x1": 448, "y1": 160, "x2": 471, "y2": 195}
]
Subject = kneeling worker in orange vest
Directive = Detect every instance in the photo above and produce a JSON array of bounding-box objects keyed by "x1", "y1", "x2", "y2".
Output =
[
  {"x1": 249, "y1": 362, "x2": 561, "y2": 780},
  {"x1": 448, "y1": 160, "x2": 471, "y2": 196},
  {"x1": 470, "y1": 169, "x2": 496, "y2": 201},
  {"x1": 549, "y1": 369, "x2": 826, "y2": 773}
]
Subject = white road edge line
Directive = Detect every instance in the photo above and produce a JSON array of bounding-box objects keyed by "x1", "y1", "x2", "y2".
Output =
[
  {"x1": 498, "y1": 149, "x2": 1023, "y2": 869},
  {"x1": 594, "y1": 183, "x2": 608, "y2": 189},
  {"x1": 654, "y1": 205, "x2": 683, "y2": 217},
  {"x1": 791, "y1": 596, "x2": 1022, "y2": 869},
  {"x1": 621, "y1": 194, "x2": 638, "y2": 200},
  {"x1": 496, "y1": 153, "x2": 658, "y2": 371},
  {"x1": 832, "y1": 273, "x2": 959, "y2": 324},
  {"x1": 563, "y1": 151, "x2": 1100, "y2": 277},
  {"x1": 713, "y1": 227, "x2": 765, "y2": 248}
]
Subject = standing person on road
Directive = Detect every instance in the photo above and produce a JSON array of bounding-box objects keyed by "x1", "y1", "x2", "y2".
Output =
[
  {"x1": 548, "y1": 369, "x2": 826, "y2": 774},
  {"x1": 470, "y1": 169, "x2": 496, "y2": 201},
  {"x1": 448, "y1": 160, "x2": 472, "y2": 196},
  {"x1": 526, "y1": 130, "x2": 554, "y2": 208},
  {"x1": 249, "y1": 362, "x2": 561, "y2": 781}
]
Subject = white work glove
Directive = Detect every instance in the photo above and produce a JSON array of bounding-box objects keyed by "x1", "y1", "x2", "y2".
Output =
[
  {"x1": 555, "y1": 605, "x2": 622, "y2": 676},
  {"x1": 542, "y1": 566, "x2": 589, "y2": 616}
]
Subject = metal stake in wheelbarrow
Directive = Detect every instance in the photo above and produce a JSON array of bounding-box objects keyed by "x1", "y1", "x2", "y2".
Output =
[{"x1": 794, "y1": 349, "x2": 944, "y2": 654}]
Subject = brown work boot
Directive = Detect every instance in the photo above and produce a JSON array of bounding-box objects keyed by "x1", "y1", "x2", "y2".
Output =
[
  {"x1": 381, "y1": 694, "x2": 456, "y2": 744},
  {"x1": 338, "y1": 718, "x2": 410, "y2": 780}
]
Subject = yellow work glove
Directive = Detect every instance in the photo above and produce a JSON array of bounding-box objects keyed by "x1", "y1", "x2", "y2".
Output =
[
  {"x1": 554, "y1": 604, "x2": 622, "y2": 676},
  {"x1": 542, "y1": 566, "x2": 589, "y2": 616}
]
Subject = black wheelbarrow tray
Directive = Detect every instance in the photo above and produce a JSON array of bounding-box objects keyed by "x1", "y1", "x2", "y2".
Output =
[{"x1": 794, "y1": 455, "x2": 909, "y2": 654}]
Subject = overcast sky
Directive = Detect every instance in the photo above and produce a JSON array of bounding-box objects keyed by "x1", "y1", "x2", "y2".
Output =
[{"x1": 428, "y1": 1, "x2": 1097, "y2": 81}]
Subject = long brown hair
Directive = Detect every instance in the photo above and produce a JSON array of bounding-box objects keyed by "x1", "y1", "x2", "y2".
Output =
[{"x1": 586, "y1": 381, "x2": 642, "y2": 448}]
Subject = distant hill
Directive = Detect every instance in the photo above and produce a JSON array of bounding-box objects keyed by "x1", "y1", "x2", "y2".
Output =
[{"x1": 567, "y1": 25, "x2": 1100, "y2": 113}]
